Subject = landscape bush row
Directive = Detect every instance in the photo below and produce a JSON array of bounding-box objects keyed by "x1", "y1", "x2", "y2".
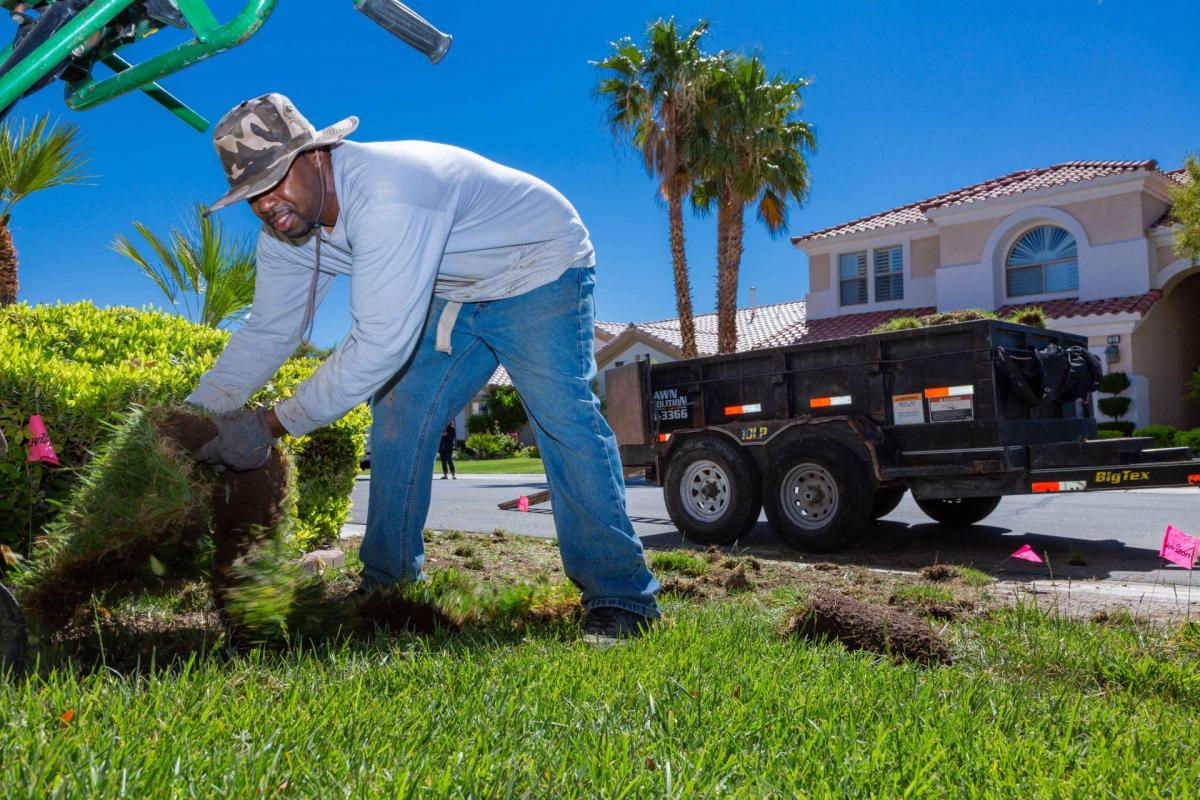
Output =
[{"x1": 0, "y1": 302, "x2": 369, "y2": 552}]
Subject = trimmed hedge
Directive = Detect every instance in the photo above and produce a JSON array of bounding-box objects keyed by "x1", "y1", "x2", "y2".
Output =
[
  {"x1": 1132, "y1": 425, "x2": 1180, "y2": 449},
  {"x1": 1178, "y1": 428, "x2": 1200, "y2": 454},
  {"x1": 0, "y1": 303, "x2": 368, "y2": 552},
  {"x1": 1097, "y1": 371, "x2": 1131, "y2": 395}
]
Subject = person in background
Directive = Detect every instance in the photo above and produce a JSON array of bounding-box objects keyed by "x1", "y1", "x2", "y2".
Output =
[{"x1": 439, "y1": 421, "x2": 456, "y2": 480}]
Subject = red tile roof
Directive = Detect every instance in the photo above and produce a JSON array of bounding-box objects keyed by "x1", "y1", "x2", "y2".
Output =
[
  {"x1": 794, "y1": 160, "x2": 1170, "y2": 243},
  {"x1": 786, "y1": 293, "x2": 1162, "y2": 346}
]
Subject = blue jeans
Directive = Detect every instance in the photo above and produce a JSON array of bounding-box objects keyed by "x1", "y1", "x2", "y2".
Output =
[{"x1": 360, "y1": 267, "x2": 660, "y2": 619}]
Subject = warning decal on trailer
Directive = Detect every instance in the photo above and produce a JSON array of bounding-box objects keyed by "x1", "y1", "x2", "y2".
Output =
[
  {"x1": 891, "y1": 393, "x2": 925, "y2": 425},
  {"x1": 927, "y1": 391, "x2": 974, "y2": 422}
]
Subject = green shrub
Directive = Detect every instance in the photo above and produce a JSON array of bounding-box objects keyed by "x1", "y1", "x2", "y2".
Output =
[
  {"x1": 465, "y1": 429, "x2": 520, "y2": 460},
  {"x1": 0, "y1": 303, "x2": 368, "y2": 552},
  {"x1": 1004, "y1": 307, "x2": 1047, "y2": 328},
  {"x1": 870, "y1": 317, "x2": 923, "y2": 334},
  {"x1": 1133, "y1": 425, "x2": 1180, "y2": 449},
  {"x1": 1096, "y1": 430, "x2": 1125, "y2": 440},
  {"x1": 1177, "y1": 428, "x2": 1200, "y2": 454},
  {"x1": 466, "y1": 414, "x2": 491, "y2": 435},
  {"x1": 870, "y1": 309, "x2": 1015, "y2": 335},
  {"x1": 1098, "y1": 371, "x2": 1131, "y2": 395},
  {"x1": 1097, "y1": 396, "x2": 1132, "y2": 419},
  {"x1": 1097, "y1": 421, "x2": 1136, "y2": 437}
]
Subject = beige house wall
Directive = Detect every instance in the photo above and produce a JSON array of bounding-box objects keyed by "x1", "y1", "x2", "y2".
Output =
[
  {"x1": 1130, "y1": 274, "x2": 1200, "y2": 428},
  {"x1": 1157, "y1": 244, "x2": 1182, "y2": 273},
  {"x1": 1059, "y1": 194, "x2": 1146, "y2": 244},
  {"x1": 1141, "y1": 193, "x2": 1171, "y2": 230},
  {"x1": 809, "y1": 253, "x2": 831, "y2": 292},
  {"x1": 911, "y1": 236, "x2": 940, "y2": 278},
  {"x1": 938, "y1": 218, "x2": 1000, "y2": 266}
]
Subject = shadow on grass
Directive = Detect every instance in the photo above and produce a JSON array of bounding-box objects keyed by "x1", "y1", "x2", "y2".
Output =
[
  {"x1": 639, "y1": 518, "x2": 1166, "y2": 584},
  {"x1": 17, "y1": 573, "x2": 585, "y2": 680},
  {"x1": 24, "y1": 603, "x2": 584, "y2": 680}
]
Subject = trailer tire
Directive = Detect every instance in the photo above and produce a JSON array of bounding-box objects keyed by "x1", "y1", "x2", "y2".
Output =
[
  {"x1": 871, "y1": 487, "x2": 907, "y2": 520},
  {"x1": 915, "y1": 496, "x2": 1001, "y2": 527},
  {"x1": 764, "y1": 439, "x2": 875, "y2": 553},
  {"x1": 663, "y1": 436, "x2": 762, "y2": 546},
  {"x1": 0, "y1": 582, "x2": 27, "y2": 677}
]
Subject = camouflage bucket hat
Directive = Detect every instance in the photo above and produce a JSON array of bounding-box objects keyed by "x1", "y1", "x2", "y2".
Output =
[{"x1": 206, "y1": 93, "x2": 358, "y2": 215}]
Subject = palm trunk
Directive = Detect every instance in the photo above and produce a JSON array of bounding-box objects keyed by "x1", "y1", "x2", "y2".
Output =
[
  {"x1": 0, "y1": 219, "x2": 16, "y2": 307},
  {"x1": 667, "y1": 183, "x2": 698, "y2": 358},
  {"x1": 715, "y1": 198, "x2": 739, "y2": 354}
]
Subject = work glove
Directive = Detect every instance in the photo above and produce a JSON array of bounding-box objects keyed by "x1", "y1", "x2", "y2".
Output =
[{"x1": 195, "y1": 409, "x2": 277, "y2": 472}]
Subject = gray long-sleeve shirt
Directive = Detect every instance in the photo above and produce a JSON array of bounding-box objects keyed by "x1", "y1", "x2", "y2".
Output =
[{"x1": 186, "y1": 140, "x2": 594, "y2": 436}]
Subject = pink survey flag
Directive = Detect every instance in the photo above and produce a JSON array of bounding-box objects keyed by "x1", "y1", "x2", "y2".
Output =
[
  {"x1": 517, "y1": 495, "x2": 529, "y2": 513},
  {"x1": 1160, "y1": 525, "x2": 1200, "y2": 570},
  {"x1": 27, "y1": 415, "x2": 60, "y2": 465},
  {"x1": 1011, "y1": 544, "x2": 1043, "y2": 564}
]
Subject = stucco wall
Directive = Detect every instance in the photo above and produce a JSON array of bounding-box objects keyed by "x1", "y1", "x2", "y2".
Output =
[
  {"x1": 938, "y1": 218, "x2": 1001, "y2": 266},
  {"x1": 1060, "y1": 193, "x2": 1145, "y2": 244},
  {"x1": 1130, "y1": 275, "x2": 1200, "y2": 428},
  {"x1": 911, "y1": 236, "x2": 940, "y2": 278},
  {"x1": 1157, "y1": 244, "x2": 1182, "y2": 273},
  {"x1": 809, "y1": 253, "x2": 831, "y2": 292},
  {"x1": 1141, "y1": 193, "x2": 1171, "y2": 230}
]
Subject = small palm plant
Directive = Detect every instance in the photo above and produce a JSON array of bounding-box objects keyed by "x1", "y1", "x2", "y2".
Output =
[
  {"x1": 0, "y1": 115, "x2": 91, "y2": 306},
  {"x1": 114, "y1": 204, "x2": 257, "y2": 329}
]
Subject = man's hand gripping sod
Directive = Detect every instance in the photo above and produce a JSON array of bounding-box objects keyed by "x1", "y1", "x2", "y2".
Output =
[{"x1": 195, "y1": 409, "x2": 280, "y2": 472}]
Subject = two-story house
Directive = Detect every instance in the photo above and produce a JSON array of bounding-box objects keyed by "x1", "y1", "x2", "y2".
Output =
[{"x1": 793, "y1": 160, "x2": 1196, "y2": 428}]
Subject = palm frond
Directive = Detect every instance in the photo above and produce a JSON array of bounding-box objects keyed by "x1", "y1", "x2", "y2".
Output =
[
  {"x1": 114, "y1": 204, "x2": 256, "y2": 329},
  {"x1": 0, "y1": 115, "x2": 91, "y2": 220}
]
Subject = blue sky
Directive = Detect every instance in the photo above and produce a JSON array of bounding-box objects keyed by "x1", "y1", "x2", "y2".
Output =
[{"x1": 13, "y1": 0, "x2": 1200, "y2": 347}]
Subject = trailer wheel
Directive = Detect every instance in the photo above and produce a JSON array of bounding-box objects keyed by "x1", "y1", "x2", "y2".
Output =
[
  {"x1": 0, "y1": 582, "x2": 27, "y2": 677},
  {"x1": 663, "y1": 436, "x2": 762, "y2": 546},
  {"x1": 871, "y1": 487, "x2": 907, "y2": 520},
  {"x1": 915, "y1": 496, "x2": 1001, "y2": 527},
  {"x1": 764, "y1": 440, "x2": 875, "y2": 553}
]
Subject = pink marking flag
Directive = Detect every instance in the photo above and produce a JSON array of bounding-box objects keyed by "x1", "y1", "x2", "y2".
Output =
[
  {"x1": 1160, "y1": 525, "x2": 1200, "y2": 569},
  {"x1": 27, "y1": 415, "x2": 60, "y2": 465},
  {"x1": 1011, "y1": 544, "x2": 1043, "y2": 564},
  {"x1": 517, "y1": 495, "x2": 529, "y2": 513}
]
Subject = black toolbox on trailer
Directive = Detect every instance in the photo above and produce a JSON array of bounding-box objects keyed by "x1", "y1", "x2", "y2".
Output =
[{"x1": 607, "y1": 319, "x2": 1200, "y2": 553}]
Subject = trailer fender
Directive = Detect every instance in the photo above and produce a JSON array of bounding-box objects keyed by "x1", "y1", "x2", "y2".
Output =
[{"x1": 762, "y1": 416, "x2": 890, "y2": 485}]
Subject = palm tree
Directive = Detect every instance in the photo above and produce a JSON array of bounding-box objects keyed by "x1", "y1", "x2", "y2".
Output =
[
  {"x1": 0, "y1": 115, "x2": 90, "y2": 306},
  {"x1": 114, "y1": 204, "x2": 257, "y2": 329},
  {"x1": 593, "y1": 18, "x2": 711, "y2": 358},
  {"x1": 694, "y1": 55, "x2": 815, "y2": 354}
]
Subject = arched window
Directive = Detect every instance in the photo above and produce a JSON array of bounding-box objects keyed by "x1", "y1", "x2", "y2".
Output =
[{"x1": 1006, "y1": 225, "x2": 1078, "y2": 297}]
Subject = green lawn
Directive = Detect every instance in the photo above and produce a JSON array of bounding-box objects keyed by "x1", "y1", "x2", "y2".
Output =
[
  {"x1": 5, "y1": 584, "x2": 1200, "y2": 795},
  {"x1": 432, "y1": 456, "x2": 545, "y2": 474}
]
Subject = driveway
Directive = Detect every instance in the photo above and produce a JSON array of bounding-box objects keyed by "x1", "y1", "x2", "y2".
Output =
[{"x1": 348, "y1": 474, "x2": 1200, "y2": 587}]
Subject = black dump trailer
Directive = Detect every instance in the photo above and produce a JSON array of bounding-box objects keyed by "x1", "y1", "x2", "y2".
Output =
[{"x1": 607, "y1": 319, "x2": 1200, "y2": 553}]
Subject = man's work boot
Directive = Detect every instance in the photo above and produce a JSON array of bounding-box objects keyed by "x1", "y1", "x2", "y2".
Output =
[{"x1": 581, "y1": 606, "x2": 655, "y2": 647}]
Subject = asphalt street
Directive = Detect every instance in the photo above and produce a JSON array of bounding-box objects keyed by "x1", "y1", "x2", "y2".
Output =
[{"x1": 348, "y1": 474, "x2": 1200, "y2": 587}]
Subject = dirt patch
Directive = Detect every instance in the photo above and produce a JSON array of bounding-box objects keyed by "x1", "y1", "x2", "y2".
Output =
[
  {"x1": 920, "y1": 564, "x2": 958, "y2": 582},
  {"x1": 813, "y1": 562, "x2": 839, "y2": 572},
  {"x1": 724, "y1": 564, "x2": 754, "y2": 594},
  {"x1": 785, "y1": 590, "x2": 951, "y2": 665}
]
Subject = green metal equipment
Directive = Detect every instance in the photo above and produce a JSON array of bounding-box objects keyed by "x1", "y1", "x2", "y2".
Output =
[{"x1": 0, "y1": 0, "x2": 450, "y2": 131}]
